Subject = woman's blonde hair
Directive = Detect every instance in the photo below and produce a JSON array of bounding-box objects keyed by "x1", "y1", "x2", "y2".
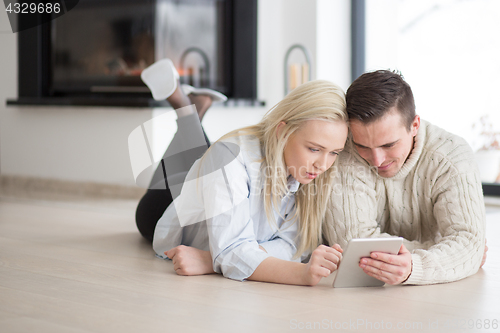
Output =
[{"x1": 208, "y1": 80, "x2": 347, "y2": 257}]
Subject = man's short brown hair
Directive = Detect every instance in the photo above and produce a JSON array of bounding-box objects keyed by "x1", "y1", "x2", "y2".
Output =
[{"x1": 346, "y1": 70, "x2": 415, "y2": 131}]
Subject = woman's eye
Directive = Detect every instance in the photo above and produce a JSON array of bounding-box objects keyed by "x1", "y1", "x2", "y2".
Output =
[
  {"x1": 309, "y1": 148, "x2": 319, "y2": 152},
  {"x1": 330, "y1": 151, "x2": 339, "y2": 156}
]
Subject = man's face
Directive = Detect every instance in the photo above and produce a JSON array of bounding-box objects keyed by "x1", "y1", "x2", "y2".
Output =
[{"x1": 350, "y1": 109, "x2": 420, "y2": 178}]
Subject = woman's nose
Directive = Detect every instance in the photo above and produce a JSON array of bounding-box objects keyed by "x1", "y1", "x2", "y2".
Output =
[{"x1": 314, "y1": 154, "x2": 329, "y2": 171}]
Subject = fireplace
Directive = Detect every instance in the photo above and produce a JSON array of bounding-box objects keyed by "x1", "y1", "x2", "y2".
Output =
[{"x1": 10, "y1": 0, "x2": 257, "y2": 107}]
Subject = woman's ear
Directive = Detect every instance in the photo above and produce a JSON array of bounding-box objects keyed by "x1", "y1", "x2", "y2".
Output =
[{"x1": 276, "y1": 121, "x2": 286, "y2": 139}]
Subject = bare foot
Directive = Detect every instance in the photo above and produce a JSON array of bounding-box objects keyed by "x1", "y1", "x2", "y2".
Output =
[
  {"x1": 165, "y1": 80, "x2": 212, "y2": 120},
  {"x1": 165, "y1": 245, "x2": 215, "y2": 276},
  {"x1": 189, "y1": 94, "x2": 213, "y2": 120}
]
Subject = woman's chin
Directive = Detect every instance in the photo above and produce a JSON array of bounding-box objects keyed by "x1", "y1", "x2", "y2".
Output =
[{"x1": 297, "y1": 177, "x2": 313, "y2": 185}]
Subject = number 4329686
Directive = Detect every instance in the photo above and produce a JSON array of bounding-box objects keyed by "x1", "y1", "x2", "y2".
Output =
[{"x1": 6, "y1": 2, "x2": 61, "y2": 14}]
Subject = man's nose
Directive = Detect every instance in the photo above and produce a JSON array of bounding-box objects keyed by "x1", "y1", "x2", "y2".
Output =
[{"x1": 371, "y1": 149, "x2": 385, "y2": 167}]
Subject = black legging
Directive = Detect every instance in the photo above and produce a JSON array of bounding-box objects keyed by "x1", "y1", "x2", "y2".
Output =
[{"x1": 135, "y1": 114, "x2": 211, "y2": 243}]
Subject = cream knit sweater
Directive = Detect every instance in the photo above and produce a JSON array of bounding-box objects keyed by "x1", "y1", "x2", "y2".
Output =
[{"x1": 323, "y1": 120, "x2": 486, "y2": 285}]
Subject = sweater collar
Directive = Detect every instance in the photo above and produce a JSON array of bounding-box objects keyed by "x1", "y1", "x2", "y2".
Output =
[{"x1": 386, "y1": 120, "x2": 427, "y2": 180}]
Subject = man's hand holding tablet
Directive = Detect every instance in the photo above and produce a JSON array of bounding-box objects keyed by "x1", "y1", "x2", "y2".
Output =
[{"x1": 359, "y1": 243, "x2": 412, "y2": 285}]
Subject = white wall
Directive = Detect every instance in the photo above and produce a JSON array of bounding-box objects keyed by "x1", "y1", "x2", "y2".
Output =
[
  {"x1": 258, "y1": 0, "x2": 351, "y2": 105},
  {"x1": 0, "y1": 9, "x2": 18, "y2": 176},
  {"x1": 1, "y1": 106, "x2": 154, "y2": 186},
  {"x1": 316, "y1": 0, "x2": 352, "y2": 92},
  {"x1": 0, "y1": 0, "x2": 351, "y2": 187}
]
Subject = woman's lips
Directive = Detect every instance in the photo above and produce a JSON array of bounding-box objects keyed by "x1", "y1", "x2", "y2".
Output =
[{"x1": 306, "y1": 172, "x2": 318, "y2": 179}]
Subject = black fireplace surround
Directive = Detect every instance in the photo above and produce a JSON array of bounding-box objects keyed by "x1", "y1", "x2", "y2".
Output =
[{"x1": 8, "y1": 0, "x2": 258, "y2": 107}]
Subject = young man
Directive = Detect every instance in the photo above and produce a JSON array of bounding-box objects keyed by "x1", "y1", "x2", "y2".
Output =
[{"x1": 323, "y1": 70, "x2": 487, "y2": 285}]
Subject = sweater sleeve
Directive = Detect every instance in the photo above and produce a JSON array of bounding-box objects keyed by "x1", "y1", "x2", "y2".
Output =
[{"x1": 404, "y1": 171, "x2": 486, "y2": 285}]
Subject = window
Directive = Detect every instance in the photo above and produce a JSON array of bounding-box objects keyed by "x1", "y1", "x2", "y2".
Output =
[{"x1": 365, "y1": 0, "x2": 500, "y2": 193}]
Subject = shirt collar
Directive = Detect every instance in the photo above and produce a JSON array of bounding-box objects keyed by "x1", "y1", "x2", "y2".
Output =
[{"x1": 287, "y1": 175, "x2": 300, "y2": 193}]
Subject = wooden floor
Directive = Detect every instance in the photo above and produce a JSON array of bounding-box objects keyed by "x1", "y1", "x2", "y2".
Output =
[{"x1": 0, "y1": 194, "x2": 499, "y2": 333}]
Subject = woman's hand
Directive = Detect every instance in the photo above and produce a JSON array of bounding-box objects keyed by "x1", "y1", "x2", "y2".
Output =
[
  {"x1": 165, "y1": 245, "x2": 215, "y2": 276},
  {"x1": 302, "y1": 244, "x2": 343, "y2": 286}
]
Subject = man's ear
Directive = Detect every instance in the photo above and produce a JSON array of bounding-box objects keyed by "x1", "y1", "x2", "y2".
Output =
[
  {"x1": 411, "y1": 115, "x2": 420, "y2": 136},
  {"x1": 276, "y1": 121, "x2": 287, "y2": 139}
]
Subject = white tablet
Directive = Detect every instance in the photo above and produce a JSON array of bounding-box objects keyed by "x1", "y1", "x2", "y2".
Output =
[{"x1": 332, "y1": 237, "x2": 403, "y2": 288}]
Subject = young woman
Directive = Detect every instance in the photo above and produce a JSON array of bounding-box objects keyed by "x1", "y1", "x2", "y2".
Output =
[{"x1": 136, "y1": 59, "x2": 348, "y2": 286}]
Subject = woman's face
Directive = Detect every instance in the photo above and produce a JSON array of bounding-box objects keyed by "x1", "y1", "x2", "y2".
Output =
[{"x1": 282, "y1": 119, "x2": 348, "y2": 184}]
